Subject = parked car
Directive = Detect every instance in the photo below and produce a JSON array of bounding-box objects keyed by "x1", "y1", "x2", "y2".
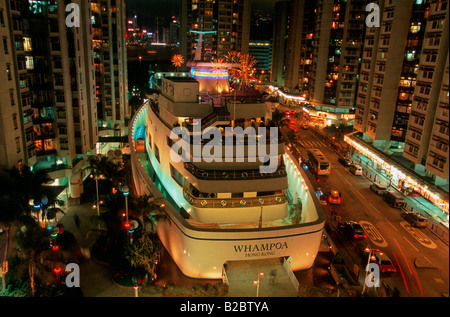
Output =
[
  {"x1": 383, "y1": 191, "x2": 406, "y2": 208},
  {"x1": 349, "y1": 164, "x2": 363, "y2": 175},
  {"x1": 402, "y1": 211, "x2": 428, "y2": 228},
  {"x1": 370, "y1": 183, "x2": 387, "y2": 195},
  {"x1": 370, "y1": 250, "x2": 397, "y2": 273},
  {"x1": 338, "y1": 156, "x2": 352, "y2": 166},
  {"x1": 338, "y1": 221, "x2": 367, "y2": 240},
  {"x1": 327, "y1": 190, "x2": 342, "y2": 205}
]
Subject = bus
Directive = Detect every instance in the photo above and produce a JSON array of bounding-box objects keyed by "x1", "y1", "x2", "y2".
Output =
[{"x1": 307, "y1": 149, "x2": 331, "y2": 175}]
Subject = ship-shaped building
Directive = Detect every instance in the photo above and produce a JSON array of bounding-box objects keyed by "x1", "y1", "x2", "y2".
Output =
[{"x1": 128, "y1": 38, "x2": 325, "y2": 279}]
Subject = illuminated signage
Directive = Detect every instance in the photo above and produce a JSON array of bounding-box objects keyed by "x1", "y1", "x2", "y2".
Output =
[
  {"x1": 342, "y1": 114, "x2": 355, "y2": 120},
  {"x1": 317, "y1": 112, "x2": 328, "y2": 118},
  {"x1": 191, "y1": 68, "x2": 229, "y2": 79}
]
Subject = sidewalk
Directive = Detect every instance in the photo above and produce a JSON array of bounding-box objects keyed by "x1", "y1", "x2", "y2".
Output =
[
  {"x1": 347, "y1": 153, "x2": 449, "y2": 245},
  {"x1": 57, "y1": 202, "x2": 136, "y2": 297}
]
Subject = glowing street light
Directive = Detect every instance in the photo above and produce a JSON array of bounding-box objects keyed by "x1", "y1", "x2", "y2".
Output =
[
  {"x1": 122, "y1": 185, "x2": 130, "y2": 225},
  {"x1": 253, "y1": 272, "x2": 264, "y2": 297}
]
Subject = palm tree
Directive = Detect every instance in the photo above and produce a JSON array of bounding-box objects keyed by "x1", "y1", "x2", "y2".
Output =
[
  {"x1": 0, "y1": 167, "x2": 32, "y2": 291},
  {"x1": 125, "y1": 232, "x2": 162, "y2": 284},
  {"x1": 7, "y1": 165, "x2": 65, "y2": 226},
  {"x1": 86, "y1": 155, "x2": 127, "y2": 192},
  {"x1": 14, "y1": 222, "x2": 74, "y2": 296},
  {"x1": 129, "y1": 194, "x2": 168, "y2": 233}
]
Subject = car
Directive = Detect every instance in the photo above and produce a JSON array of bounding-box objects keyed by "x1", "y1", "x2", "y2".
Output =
[
  {"x1": 284, "y1": 110, "x2": 296, "y2": 118},
  {"x1": 383, "y1": 191, "x2": 406, "y2": 208},
  {"x1": 338, "y1": 221, "x2": 367, "y2": 240},
  {"x1": 370, "y1": 250, "x2": 397, "y2": 273},
  {"x1": 327, "y1": 190, "x2": 342, "y2": 205},
  {"x1": 301, "y1": 123, "x2": 309, "y2": 130},
  {"x1": 349, "y1": 164, "x2": 363, "y2": 175},
  {"x1": 370, "y1": 183, "x2": 387, "y2": 195},
  {"x1": 402, "y1": 211, "x2": 428, "y2": 228},
  {"x1": 338, "y1": 156, "x2": 352, "y2": 166}
]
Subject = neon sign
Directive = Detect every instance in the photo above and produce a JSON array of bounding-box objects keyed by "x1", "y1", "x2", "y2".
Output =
[{"x1": 190, "y1": 68, "x2": 229, "y2": 79}]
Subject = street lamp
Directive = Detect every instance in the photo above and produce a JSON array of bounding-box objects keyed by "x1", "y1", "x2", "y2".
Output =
[
  {"x1": 253, "y1": 272, "x2": 264, "y2": 297},
  {"x1": 122, "y1": 185, "x2": 130, "y2": 225},
  {"x1": 362, "y1": 245, "x2": 373, "y2": 294},
  {"x1": 132, "y1": 275, "x2": 139, "y2": 297},
  {"x1": 89, "y1": 172, "x2": 102, "y2": 217}
]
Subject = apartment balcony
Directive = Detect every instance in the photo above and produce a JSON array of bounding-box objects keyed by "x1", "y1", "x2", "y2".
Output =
[
  {"x1": 32, "y1": 116, "x2": 54, "y2": 125},
  {"x1": 35, "y1": 148, "x2": 57, "y2": 157},
  {"x1": 34, "y1": 131, "x2": 56, "y2": 140}
]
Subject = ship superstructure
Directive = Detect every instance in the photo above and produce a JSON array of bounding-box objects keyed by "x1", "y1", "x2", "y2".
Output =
[{"x1": 129, "y1": 56, "x2": 325, "y2": 279}]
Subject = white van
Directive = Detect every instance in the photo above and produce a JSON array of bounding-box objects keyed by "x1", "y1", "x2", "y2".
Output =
[{"x1": 349, "y1": 164, "x2": 363, "y2": 175}]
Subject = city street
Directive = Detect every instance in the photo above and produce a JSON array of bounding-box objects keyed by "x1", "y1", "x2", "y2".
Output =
[{"x1": 278, "y1": 105, "x2": 449, "y2": 297}]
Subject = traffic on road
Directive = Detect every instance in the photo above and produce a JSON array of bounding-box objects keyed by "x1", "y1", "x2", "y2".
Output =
[{"x1": 277, "y1": 104, "x2": 449, "y2": 297}]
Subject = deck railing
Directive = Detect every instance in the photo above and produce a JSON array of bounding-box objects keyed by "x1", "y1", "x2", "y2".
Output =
[
  {"x1": 183, "y1": 162, "x2": 287, "y2": 181},
  {"x1": 183, "y1": 189, "x2": 287, "y2": 208}
]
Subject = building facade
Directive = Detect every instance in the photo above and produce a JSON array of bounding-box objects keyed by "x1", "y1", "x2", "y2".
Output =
[
  {"x1": 91, "y1": 0, "x2": 129, "y2": 137},
  {"x1": 308, "y1": 0, "x2": 365, "y2": 109},
  {"x1": 180, "y1": 0, "x2": 251, "y2": 63},
  {"x1": 269, "y1": 0, "x2": 289, "y2": 85},
  {"x1": 0, "y1": 0, "x2": 128, "y2": 196},
  {"x1": 354, "y1": 0, "x2": 449, "y2": 187}
]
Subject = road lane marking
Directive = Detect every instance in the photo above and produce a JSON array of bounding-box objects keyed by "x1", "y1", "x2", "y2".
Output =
[
  {"x1": 402, "y1": 235, "x2": 419, "y2": 252},
  {"x1": 335, "y1": 169, "x2": 342, "y2": 177},
  {"x1": 368, "y1": 203, "x2": 381, "y2": 215},
  {"x1": 356, "y1": 190, "x2": 382, "y2": 217},
  {"x1": 400, "y1": 221, "x2": 437, "y2": 249},
  {"x1": 344, "y1": 178, "x2": 352, "y2": 186},
  {"x1": 385, "y1": 217, "x2": 398, "y2": 232},
  {"x1": 359, "y1": 220, "x2": 388, "y2": 247},
  {"x1": 355, "y1": 190, "x2": 365, "y2": 200}
]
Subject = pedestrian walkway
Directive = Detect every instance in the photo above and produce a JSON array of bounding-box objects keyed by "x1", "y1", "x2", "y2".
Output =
[
  {"x1": 297, "y1": 140, "x2": 326, "y2": 149},
  {"x1": 223, "y1": 258, "x2": 298, "y2": 297}
]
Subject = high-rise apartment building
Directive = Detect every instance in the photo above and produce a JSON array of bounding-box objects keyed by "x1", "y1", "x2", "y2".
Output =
[
  {"x1": 272, "y1": 0, "x2": 365, "y2": 103},
  {"x1": 0, "y1": 0, "x2": 128, "y2": 192},
  {"x1": 180, "y1": 0, "x2": 251, "y2": 63},
  {"x1": 1, "y1": 0, "x2": 27, "y2": 168},
  {"x1": 270, "y1": 0, "x2": 290, "y2": 85},
  {"x1": 309, "y1": 0, "x2": 366, "y2": 109},
  {"x1": 248, "y1": 41, "x2": 271, "y2": 73},
  {"x1": 91, "y1": 0, "x2": 129, "y2": 136},
  {"x1": 1, "y1": 0, "x2": 97, "y2": 173},
  {"x1": 403, "y1": 1, "x2": 449, "y2": 185},
  {"x1": 354, "y1": 0, "x2": 448, "y2": 187},
  {"x1": 283, "y1": 0, "x2": 317, "y2": 93}
]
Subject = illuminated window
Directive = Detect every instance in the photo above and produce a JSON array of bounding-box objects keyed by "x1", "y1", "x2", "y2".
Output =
[
  {"x1": 410, "y1": 22, "x2": 421, "y2": 33},
  {"x1": 23, "y1": 37, "x2": 32, "y2": 51},
  {"x1": 6, "y1": 63, "x2": 12, "y2": 80},
  {"x1": 26, "y1": 56, "x2": 34, "y2": 70}
]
